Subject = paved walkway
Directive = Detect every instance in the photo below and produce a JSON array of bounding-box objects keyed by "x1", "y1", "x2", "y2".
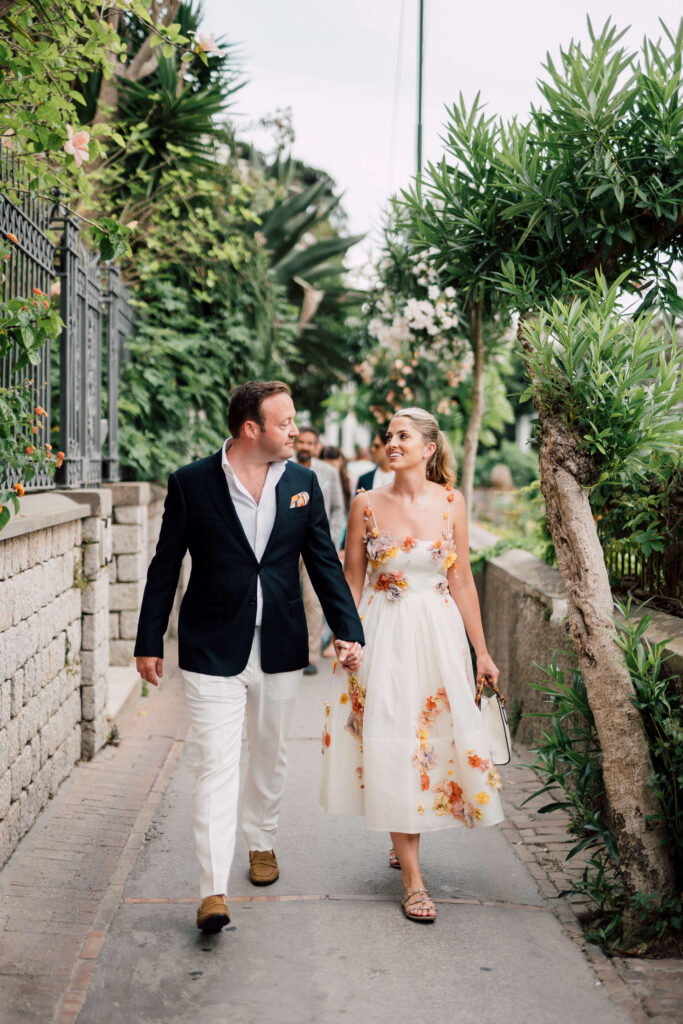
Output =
[{"x1": 0, "y1": 647, "x2": 680, "y2": 1024}]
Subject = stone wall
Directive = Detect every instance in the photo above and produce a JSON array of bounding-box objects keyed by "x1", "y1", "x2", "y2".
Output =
[
  {"x1": 471, "y1": 527, "x2": 683, "y2": 749},
  {"x1": 0, "y1": 482, "x2": 176, "y2": 869},
  {"x1": 0, "y1": 494, "x2": 100, "y2": 865},
  {"x1": 106, "y1": 482, "x2": 177, "y2": 667}
]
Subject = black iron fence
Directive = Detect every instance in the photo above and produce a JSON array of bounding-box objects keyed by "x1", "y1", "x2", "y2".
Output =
[{"x1": 1, "y1": 143, "x2": 135, "y2": 489}]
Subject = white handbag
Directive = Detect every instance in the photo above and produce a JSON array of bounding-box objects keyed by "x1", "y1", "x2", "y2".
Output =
[{"x1": 475, "y1": 675, "x2": 512, "y2": 766}]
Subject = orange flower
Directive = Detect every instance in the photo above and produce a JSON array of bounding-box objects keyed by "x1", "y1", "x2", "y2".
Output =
[
  {"x1": 420, "y1": 770, "x2": 430, "y2": 792},
  {"x1": 25, "y1": 445, "x2": 34, "y2": 455},
  {"x1": 340, "y1": 692, "x2": 349, "y2": 705},
  {"x1": 447, "y1": 492, "x2": 455, "y2": 502},
  {"x1": 6, "y1": 232, "x2": 18, "y2": 244},
  {"x1": 32, "y1": 287, "x2": 45, "y2": 296},
  {"x1": 401, "y1": 535, "x2": 416, "y2": 552},
  {"x1": 45, "y1": 443, "x2": 52, "y2": 451},
  {"x1": 13, "y1": 482, "x2": 25, "y2": 496},
  {"x1": 35, "y1": 406, "x2": 47, "y2": 417},
  {"x1": 425, "y1": 695, "x2": 438, "y2": 712},
  {"x1": 42, "y1": 300, "x2": 49, "y2": 310},
  {"x1": 363, "y1": 506, "x2": 372, "y2": 518},
  {"x1": 475, "y1": 791, "x2": 490, "y2": 805},
  {"x1": 467, "y1": 751, "x2": 490, "y2": 771}
]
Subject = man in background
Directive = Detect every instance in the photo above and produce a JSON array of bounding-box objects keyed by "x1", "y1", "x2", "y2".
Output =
[
  {"x1": 356, "y1": 429, "x2": 394, "y2": 493},
  {"x1": 294, "y1": 426, "x2": 345, "y2": 675}
]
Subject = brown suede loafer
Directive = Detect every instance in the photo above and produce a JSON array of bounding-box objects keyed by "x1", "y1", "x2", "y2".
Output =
[
  {"x1": 249, "y1": 850, "x2": 279, "y2": 886},
  {"x1": 196, "y1": 894, "x2": 230, "y2": 932}
]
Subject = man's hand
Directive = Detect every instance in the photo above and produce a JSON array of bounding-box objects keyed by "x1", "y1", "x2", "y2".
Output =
[
  {"x1": 136, "y1": 656, "x2": 163, "y2": 687},
  {"x1": 333, "y1": 640, "x2": 363, "y2": 673}
]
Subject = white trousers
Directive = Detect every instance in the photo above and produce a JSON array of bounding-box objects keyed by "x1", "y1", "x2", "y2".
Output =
[{"x1": 182, "y1": 630, "x2": 299, "y2": 898}]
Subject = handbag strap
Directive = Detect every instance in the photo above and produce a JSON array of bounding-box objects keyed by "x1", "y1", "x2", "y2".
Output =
[{"x1": 475, "y1": 673, "x2": 506, "y2": 708}]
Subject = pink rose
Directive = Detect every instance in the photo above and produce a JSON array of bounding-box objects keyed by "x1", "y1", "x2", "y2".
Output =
[{"x1": 64, "y1": 125, "x2": 90, "y2": 168}]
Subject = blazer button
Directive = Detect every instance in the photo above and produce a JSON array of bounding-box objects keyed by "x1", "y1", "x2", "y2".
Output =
[{"x1": 249, "y1": 599, "x2": 256, "y2": 606}]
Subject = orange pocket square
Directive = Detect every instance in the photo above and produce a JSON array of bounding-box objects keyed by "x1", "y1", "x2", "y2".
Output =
[{"x1": 289, "y1": 491, "x2": 310, "y2": 508}]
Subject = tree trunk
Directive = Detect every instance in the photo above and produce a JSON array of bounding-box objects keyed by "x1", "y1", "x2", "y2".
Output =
[
  {"x1": 460, "y1": 299, "x2": 485, "y2": 516},
  {"x1": 537, "y1": 414, "x2": 675, "y2": 898}
]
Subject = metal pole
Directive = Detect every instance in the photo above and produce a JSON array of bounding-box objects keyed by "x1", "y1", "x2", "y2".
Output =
[{"x1": 417, "y1": 0, "x2": 424, "y2": 175}]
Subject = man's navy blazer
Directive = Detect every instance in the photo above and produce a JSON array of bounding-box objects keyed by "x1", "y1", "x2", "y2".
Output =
[{"x1": 134, "y1": 451, "x2": 364, "y2": 676}]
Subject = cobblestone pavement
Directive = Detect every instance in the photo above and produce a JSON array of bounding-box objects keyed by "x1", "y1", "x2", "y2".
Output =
[{"x1": 0, "y1": 644, "x2": 680, "y2": 1024}]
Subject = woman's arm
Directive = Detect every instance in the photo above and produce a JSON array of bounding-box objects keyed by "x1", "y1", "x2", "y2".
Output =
[
  {"x1": 343, "y1": 493, "x2": 370, "y2": 607},
  {"x1": 447, "y1": 490, "x2": 499, "y2": 684}
]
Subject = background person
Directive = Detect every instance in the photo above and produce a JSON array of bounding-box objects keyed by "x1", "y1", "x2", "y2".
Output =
[
  {"x1": 356, "y1": 429, "x2": 394, "y2": 493},
  {"x1": 294, "y1": 426, "x2": 346, "y2": 675}
]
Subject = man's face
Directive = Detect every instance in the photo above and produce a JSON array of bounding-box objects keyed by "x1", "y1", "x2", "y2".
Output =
[
  {"x1": 294, "y1": 430, "x2": 319, "y2": 465},
  {"x1": 255, "y1": 393, "x2": 299, "y2": 461},
  {"x1": 370, "y1": 435, "x2": 385, "y2": 464}
]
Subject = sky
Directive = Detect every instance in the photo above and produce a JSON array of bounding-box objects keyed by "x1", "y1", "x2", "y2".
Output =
[{"x1": 200, "y1": 0, "x2": 681, "y2": 267}]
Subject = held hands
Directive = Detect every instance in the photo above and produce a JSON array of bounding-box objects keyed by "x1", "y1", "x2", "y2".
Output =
[
  {"x1": 475, "y1": 652, "x2": 499, "y2": 687},
  {"x1": 333, "y1": 639, "x2": 363, "y2": 673},
  {"x1": 136, "y1": 656, "x2": 163, "y2": 687}
]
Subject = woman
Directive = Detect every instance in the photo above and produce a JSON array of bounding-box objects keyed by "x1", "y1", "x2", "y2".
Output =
[{"x1": 320, "y1": 408, "x2": 504, "y2": 923}]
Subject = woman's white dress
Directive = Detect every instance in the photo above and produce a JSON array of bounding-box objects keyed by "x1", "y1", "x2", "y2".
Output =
[{"x1": 320, "y1": 491, "x2": 504, "y2": 833}]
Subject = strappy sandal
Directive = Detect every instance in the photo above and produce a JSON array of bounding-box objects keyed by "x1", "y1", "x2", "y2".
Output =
[
  {"x1": 389, "y1": 847, "x2": 401, "y2": 869},
  {"x1": 402, "y1": 888, "x2": 436, "y2": 923}
]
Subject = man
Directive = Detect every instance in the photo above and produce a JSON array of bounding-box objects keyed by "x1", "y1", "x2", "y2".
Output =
[
  {"x1": 135, "y1": 381, "x2": 363, "y2": 934},
  {"x1": 293, "y1": 426, "x2": 345, "y2": 676},
  {"x1": 346, "y1": 444, "x2": 374, "y2": 492},
  {"x1": 356, "y1": 429, "x2": 394, "y2": 493}
]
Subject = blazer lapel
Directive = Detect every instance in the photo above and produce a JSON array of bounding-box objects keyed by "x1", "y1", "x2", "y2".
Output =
[{"x1": 203, "y1": 451, "x2": 258, "y2": 563}]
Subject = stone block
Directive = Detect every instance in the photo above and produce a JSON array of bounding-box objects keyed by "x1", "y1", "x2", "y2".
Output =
[
  {"x1": 102, "y1": 519, "x2": 113, "y2": 564},
  {"x1": 108, "y1": 560, "x2": 117, "y2": 583},
  {"x1": 116, "y1": 551, "x2": 147, "y2": 583},
  {"x1": 0, "y1": 728, "x2": 7, "y2": 776},
  {"x1": 65, "y1": 618, "x2": 81, "y2": 665},
  {"x1": 6, "y1": 717, "x2": 19, "y2": 762},
  {"x1": 115, "y1": 505, "x2": 145, "y2": 526},
  {"x1": 0, "y1": 768, "x2": 10, "y2": 819},
  {"x1": 30, "y1": 734, "x2": 40, "y2": 777},
  {"x1": 82, "y1": 572, "x2": 109, "y2": 615},
  {"x1": 109, "y1": 612, "x2": 120, "y2": 640},
  {"x1": 10, "y1": 670, "x2": 23, "y2": 717},
  {"x1": 19, "y1": 695, "x2": 41, "y2": 748},
  {"x1": 80, "y1": 642, "x2": 108, "y2": 684},
  {"x1": 27, "y1": 528, "x2": 50, "y2": 567},
  {"x1": 22, "y1": 655, "x2": 37, "y2": 701},
  {"x1": 81, "y1": 680, "x2": 107, "y2": 721},
  {"x1": 112, "y1": 524, "x2": 143, "y2": 556},
  {"x1": 82, "y1": 515, "x2": 102, "y2": 544},
  {"x1": 47, "y1": 631, "x2": 66, "y2": 682},
  {"x1": 0, "y1": 799, "x2": 21, "y2": 869},
  {"x1": 107, "y1": 481, "x2": 152, "y2": 507},
  {"x1": 81, "y1": 606, "x2": 109, "y2": 652},
  {"x1": 10, "y1": 744, "x2": 32, "y2": 800},
  {"x1": 109, "y1": 581, "x2": 143, "y2": 612},
  {"x1": 119, "y1": 611, "x2": 140, "y2": 641},
  {"x1": 82, "y1": 541, "x2": 102, "y2": 579},
  {"x1": 0, "y1": 681, "x2": 10, "y2": 726},
  {"x1": 11, "y1": 535, "x2": 30, "y2": 575},
  {"x1": 81, "y1": 712, "x2": 108, "y2": 760},
  {"x1": 0, "y1": 619, "x2": 29, "y2": 679},
  {"x1": 109, "y1": 639, "x2": 135, "y2": 667},
  {"x1": 0, "y1": 578, "x2": 14, "y2": 631}
]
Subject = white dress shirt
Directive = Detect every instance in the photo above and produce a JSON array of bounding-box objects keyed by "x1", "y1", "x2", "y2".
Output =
[{"x1": 221, "y1": 439, "x2": 287, "y2": 625}]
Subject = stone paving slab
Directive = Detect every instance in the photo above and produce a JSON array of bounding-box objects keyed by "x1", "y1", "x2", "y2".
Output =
[{"x1": 77, "y1": 899, "x2": 629, "y2": 1024}]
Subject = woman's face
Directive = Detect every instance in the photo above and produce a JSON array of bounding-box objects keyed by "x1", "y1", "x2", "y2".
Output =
[{"x1": 385, "y1": 417, "x2": 435, "y2": 471}]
